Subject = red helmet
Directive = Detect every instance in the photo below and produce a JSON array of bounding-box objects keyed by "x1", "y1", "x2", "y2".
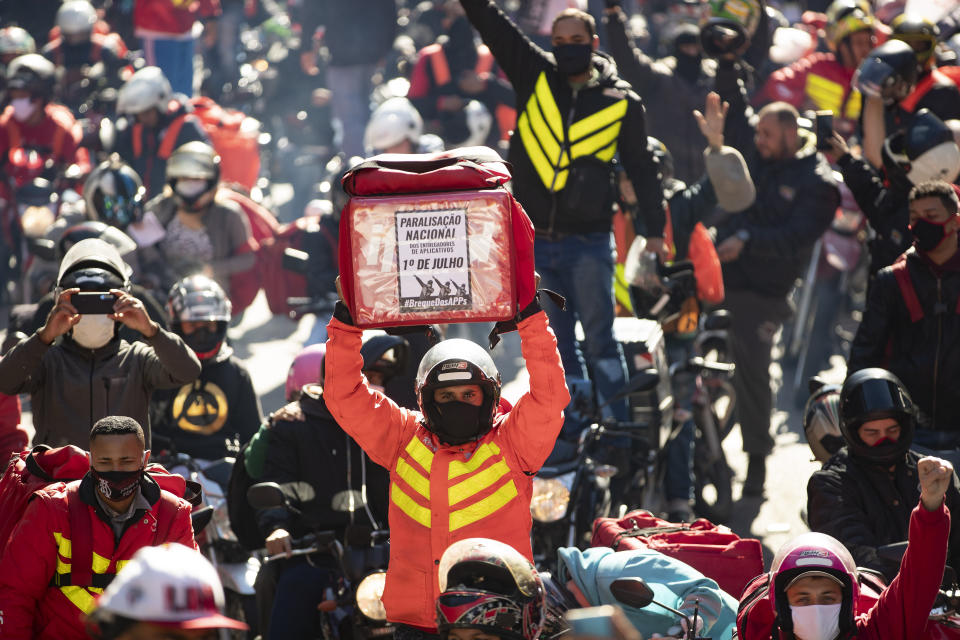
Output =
[
  {"x1": 769, "y1": 532, "x2": 859, "y2": 636},
  {"x1": 437, "y1": 538, "x2": 546, "y2": 640}
]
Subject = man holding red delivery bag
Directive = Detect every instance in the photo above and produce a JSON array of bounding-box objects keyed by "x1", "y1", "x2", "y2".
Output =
[{"x1": 324, "y1": 270, "x2": 569, "y2": 640}]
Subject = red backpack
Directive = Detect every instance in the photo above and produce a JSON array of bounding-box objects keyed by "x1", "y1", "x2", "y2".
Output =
[
  {"x1": 0, "y1": 446, "x2": 188, "y2": 588},
  {"x1": 217, "y1": 188, "x2": 280, "y2": 316},
  {"x1": 338, "y1": 148, "x2": 536, "y2": 331}
]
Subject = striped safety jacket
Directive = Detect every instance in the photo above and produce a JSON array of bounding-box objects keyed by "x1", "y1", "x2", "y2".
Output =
[{"x1": 324, "y1": 310, "x2": 569, "y2": 629}]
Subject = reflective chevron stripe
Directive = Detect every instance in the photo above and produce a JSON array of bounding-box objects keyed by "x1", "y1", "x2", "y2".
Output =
[
  {"x1": 449, "y1": 480, "x2": 519, "y2": 531},
  {"x1": 391, "y1": 483, "x2": 431, "y2": 528}
]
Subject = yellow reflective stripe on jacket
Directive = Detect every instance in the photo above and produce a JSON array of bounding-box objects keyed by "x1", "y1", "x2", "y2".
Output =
[
  {"x1": 448, "y1": 459, "x2": 511, "y2": 506},
  {"x1": 404, "y1": 437, "x2": 434, "y2": 473},
  {"x1": 391, "y1": 483, "x2": 431, "y2": 528},
  {"x1": 396, "y1": 458, "x2": 430, "y2": 499},
  {"x1": 61, "y1": 586, "x2": 100, "y2": 613},
  {"x1": 844, "y1": 89, "x2": 862, "y2": 119},
  {"x1": 518, "y1": 71, "x2": 627, "y2": 192},
  {"x1": 805, "y1": 73, "x2": 845, "y2": 114},
  {"x1": 448, "y1": 442, "x2": 501, "y2": 479},
  {"x1": 52, "y1": 532, "x2": 113, "y2": 614},
  {"x1": 449, "y1": 480, "x2": 519, "y2": 531}
]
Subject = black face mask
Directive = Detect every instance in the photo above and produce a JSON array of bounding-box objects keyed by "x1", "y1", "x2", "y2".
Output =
[
  {"x1": 91, "y1": 467, "x2": 143, "y2": 501},
  {"x1": 183, "y1": 327, "x2": 223, "y2": 359},
  {"x1": 674, "y1": 51, "x2": 702, "y2": 83},
  {"x1": 910, "y1": 218, "x2": 954, "y2": 253},
  {"x1": 553, "y1": 43, "x2": 593, "y2": 76},
  {"x1": 426, "y1": 401, "x2": 484, "y2": 445}
]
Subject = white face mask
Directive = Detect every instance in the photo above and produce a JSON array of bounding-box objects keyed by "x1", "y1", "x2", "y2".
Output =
[
  {"x1": 175, "y1": 179, "x2": 209, "y2": 199},
  {"x1": 791, "y1": 603, "x2": 842, "y2": 640},
  {"x1": 11, "y1": 97, "x2": 37, "y2": 123},
  {"x1": 72, "y1": 314, "x2": 116, "y2": 349}
]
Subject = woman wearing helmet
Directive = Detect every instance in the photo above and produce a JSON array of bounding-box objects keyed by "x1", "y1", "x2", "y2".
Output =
[
  {"x1": 324, "y1": 289, "x2": 568, "y2": 636},
  {"x1": 807, "y1": 368, "x2": 960, "y2": 582},
  {"x1": 143, "y1": 141, "x2": 255, "y2": 299},
  {"x1": 742, "y1": 455, "x2": 952, "y2": 640},
  {"x1": 436, "y1": 538, "x2": 552, "y2": 640},
  {"x1": 151, "y1": 274, "x2": 262, "y2": 461}
]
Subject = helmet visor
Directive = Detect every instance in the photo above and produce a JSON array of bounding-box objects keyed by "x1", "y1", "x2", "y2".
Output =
[
  {"x1": 854, "y1": 58, "x2": 907, "y2": 100},
  {"x1": 438, "y1": 539, "x2": 540, "y2": 598},
  {"x1": 844, "y1": 377, "x2": 912, "y2": 425}
]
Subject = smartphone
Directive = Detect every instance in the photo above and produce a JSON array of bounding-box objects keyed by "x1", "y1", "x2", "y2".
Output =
[
  {"x1": 72, "y1": 291, "x2": 117, "y2": 315},
  {"x1": 566, "y1": 606, "x2": 615, "y2": 638},
  {"x1": 815, "y1": 111, "x2": 834, "y2": 151}
]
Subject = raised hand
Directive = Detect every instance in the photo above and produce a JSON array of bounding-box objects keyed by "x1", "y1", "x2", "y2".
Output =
[
  {"x1": 918, "y1": 456, "x2": 954, "y2": 511},
  {"x1": 38, "y1": 288, "x2": 81, "y2": 344},
  {"x1": 693, "y1": 91, "x2": 730, "y2": 151}
]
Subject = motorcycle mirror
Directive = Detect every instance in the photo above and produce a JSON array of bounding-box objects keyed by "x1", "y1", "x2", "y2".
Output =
[
  {"x1": 610, "y1": 578, "x2": 655, "y2": 608},
  {"x1": 191, "y1": 505, "x2": 214, "y2": 532},
  {"x1": 247, "y1": 482, "x2": 286, "y2": 510},
  {"x1": 627, "y1": 369, "x2": 661, "y2": 395},
  {"x1": 331, "y1": 489, "x2": 367, "y2": 512}
]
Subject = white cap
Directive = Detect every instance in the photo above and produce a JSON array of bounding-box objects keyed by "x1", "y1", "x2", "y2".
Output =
[{"x1": 92, "y1": 544, "x2": 248, "y2": 631}]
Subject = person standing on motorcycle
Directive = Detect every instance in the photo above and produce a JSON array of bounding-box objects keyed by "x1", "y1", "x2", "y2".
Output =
[
  {"x1": 42, "y1": 1, "x2": 128, "y2": 97},
  {"x1": 849, "y1": 180, "x2": 960, "y2": 467},
  {"x1": 151, "y1": 275, "x2": 262, "y2": 461},
  {"x1": 84, "y1": 543, "x2": 248, "y2": 640},
  {"x1": 0, "y1": 238, "x2": 201, "y2": 448},
  {"x1": 113, "y1": 66, "x2": 209, "y2": 198},
  {"x1": 740, "y1": 455, "x2": 953, "y2": 640},
  {"x1": 324, "y1": 287, "x2": 569, "y2": 639},
  {"x1": 458, "y1": 0, "x2": 666, "y2": 437},
  {"x1": 807, "y1": 367, "x2": 960, "y2": 582},
  {"x1": 0, "y1": 53, "x2": 91, "y2": 173},
  {"x1": 143, "y1": 141, "x2": 256, "y2": 300},
  {"x1": 715, "y1": 50, "x2": 839, "y2": 496},
  {"x1": 0, "y1": 416, "x2": 198, "y2": 640},
  {"x1": 247, "y1": 334, "x2": 404, "y2": 639}
]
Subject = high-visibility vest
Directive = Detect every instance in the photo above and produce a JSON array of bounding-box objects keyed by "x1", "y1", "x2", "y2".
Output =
[
  {"x1": 805, "y1": 72, "x2": 861, "y2": 120},
  {"x1": 516, "y1": 71, "x2": 627, "y2": 192}
]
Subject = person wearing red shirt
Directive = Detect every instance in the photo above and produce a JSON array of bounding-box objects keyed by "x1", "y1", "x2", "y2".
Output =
[
  {"x1": 133, "y1": 0, "x2": 221, "y2": 96},
  {"x1": 0, "y1": 54, "x2": 90, "y2": 174}
]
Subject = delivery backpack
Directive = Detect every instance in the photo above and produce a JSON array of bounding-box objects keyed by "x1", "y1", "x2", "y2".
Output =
[
  {"x1": 338, "y1": 147, "x2": 537, "y2": 335},
  {"x1": 735, "y1": 566, "x2": 886, "y2": 639},
  {"x1": 591, "y1": 509, "x2": 764, "y2": 599},
  {"x1": 216, "y1": 187, "x2": 280, "y2": 316},
  {"x1": 189, "y1": 97, "x2": 261, "y2": 192},
  {"x1": 0, "y1": 445, "x2": 189, "y2": 589}
]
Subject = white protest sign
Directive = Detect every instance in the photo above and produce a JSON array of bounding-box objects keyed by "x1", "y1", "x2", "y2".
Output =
[{"x1": 395, "y1": 209, "x2": 472, "y2": 313}]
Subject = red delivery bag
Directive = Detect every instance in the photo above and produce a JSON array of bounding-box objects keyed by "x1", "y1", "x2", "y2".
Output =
[
  {"x1": 592, "y1": 509, "x2": 764, "y2": 598},
  {"x1": 338, "y1": 147, "x2": 536, "y2": 329}
]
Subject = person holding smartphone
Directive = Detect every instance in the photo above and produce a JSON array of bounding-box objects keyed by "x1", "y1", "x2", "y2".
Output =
[{"x1": 0, "y1": 238, "x2": 201, "y2": 449}]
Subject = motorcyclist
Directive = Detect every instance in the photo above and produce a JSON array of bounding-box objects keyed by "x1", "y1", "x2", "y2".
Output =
[
  {"x1": 436, "y1": 538, "x2": 567, "y2": 640},
  {"x1": 0, "y1": 26, "x2": 36, "y2": 69},
  {"x1": 556, "y1": 545, "x2": 737, "y2": 639},
  {"x1": 247, "y1": 335, "x2": 403, "y2": 639},
  {"x1": 142, "y1": 141, "x2": 256, "y2": 299},
  {"x1": 807, "y1": 367, "x2": 960, "y2": 582},
  {"x1": 848, "y1": 180, "x2": 960, "y2": 457},
  {"x1": 741, "y1": 455, "x2": 953, "y2": 640},
  {"x1": 0, "y1": 53, "x2": 90, "y2": 174},
  {"x1": 364, "y1": 97, "x2": 446, "y2": 156},
  {"x1": 42, "y1": 0, "x2": 128, "y2": 104},
  {"x1": 756, "y1": 0, "x2": 876, "y2": 136},
  {"x1": 0, "y1": 238, "x2": 201, "y2": 447},
  {"x1": 151, "y1": 275, "x2": 262, "y2": 461},
  {"x1": 113, "y1": 66, "x2": 209, "y2": 198},
  {"x1": 324, "y1": 288, "x2": 569, "y2": 636}
]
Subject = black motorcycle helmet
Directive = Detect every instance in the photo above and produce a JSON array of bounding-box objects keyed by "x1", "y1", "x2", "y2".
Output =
[
  {"x1": 58, "y1": 221, "x2": 138, "y2": 264},
  {"x1": 854, "y1": 39, "x2": 919, "y2": 104},
  {"x1": 166, "y1": 275, "x2": 232, "y2": 359},
  {"x1": 882, "y1": 109, "x2": 960, "y2": 187},
  {"x1": 84, "y1": 158, "x2": 145, "y2": 230},
  {"x1": 360, "y1": 333, "x2": 409, "y2": 384},
  {"x1": 839, "y1": 368, "x2": 915, "y2": 466},
  {"x1": 803, "y1": 381, "x2": 844, "y2": 463},
  {"x1": 891, "y1": 14, "x2": 940, "y2": 70}
]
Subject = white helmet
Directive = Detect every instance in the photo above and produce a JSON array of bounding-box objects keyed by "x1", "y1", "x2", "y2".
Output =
[
  {"x1": 460, "y1": 100, "x2": 493, "y2": 147},
  {"x1": 57, "y1": 0, "x2": 98, "y2": 37},
  {"x1": 0, "y1": 27, "x2": 36, "y2": 57},
  {"x1": 117, "y1": 66, "x2": 172, "y2": 116},
  {"x1": 364, "y1": 97, "x2": 423, "y2": 154}
]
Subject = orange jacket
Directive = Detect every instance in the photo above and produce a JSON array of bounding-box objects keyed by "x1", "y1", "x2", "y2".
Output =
[
  {"x1": 324, "y1": 311, "x2": 569, "y2": 629},
  {"x1": 0, "y1": 474, "x2": 196, "y2": 640}
]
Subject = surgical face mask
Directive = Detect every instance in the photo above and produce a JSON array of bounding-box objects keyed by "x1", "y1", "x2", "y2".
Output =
[
  {"x1": 71, "y1": 314, "x2": 116, "y2": 349},
  {"x1": 426, "y1": 400, "x2": 484, "y2": 445},
  {"x1": 910, "y1": 217, "x2": 955, "y2": 253},
  {"x1": 175, "y1": 179, "x2": 210, "y2": 200},
  {"x1": 91, "y1": 466, "x2": 144, "y2": 501},
  {"x1": 11, "y1": 97, "x2": 37, "y2": 123},
  {"x1": 790, "y1": 603, "x2": 841, "y2": 640},
  {"x1": 552, "y1": 43, "x2": 593, "y2": 76}
]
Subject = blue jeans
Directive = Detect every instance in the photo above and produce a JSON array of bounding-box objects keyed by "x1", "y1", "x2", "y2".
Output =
[
  {"x1": 665, "y1": 337, "x2": 695, "y2": 502},
  {"x1": 143, "y1": 35, "x2": 195, "y2": 97},
  {"x1": 535, "y1": 232, "x2": 629, "y2": 422}
]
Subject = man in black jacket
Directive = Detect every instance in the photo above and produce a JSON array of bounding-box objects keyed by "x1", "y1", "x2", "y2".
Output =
[
  {"x1": 248, "y1": 335, "x2": 402, "y2": 640},
  {"x1": 459, "y1": 0, "x2": 665, "y2": 425},
  {"x1": 714, "y1": 58, "x2": 838, "y2": 496},
  {"x1": 848, "y1": 180, "x2": 960, "y2": 461},
  {"x1": 807, "y1": 368, "x2": 960, "y2": 581}
]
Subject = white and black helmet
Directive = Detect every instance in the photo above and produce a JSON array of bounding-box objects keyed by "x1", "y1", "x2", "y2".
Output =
[
  {"x1": 364, "y1": 97, "x2": 423, "y2": 154},
  {"x1": 415, "y1": 339, "x2": 501, "y2": 439},
  {"x1": 57, "y1": 0, "x2": 98, "y2": 37}
]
